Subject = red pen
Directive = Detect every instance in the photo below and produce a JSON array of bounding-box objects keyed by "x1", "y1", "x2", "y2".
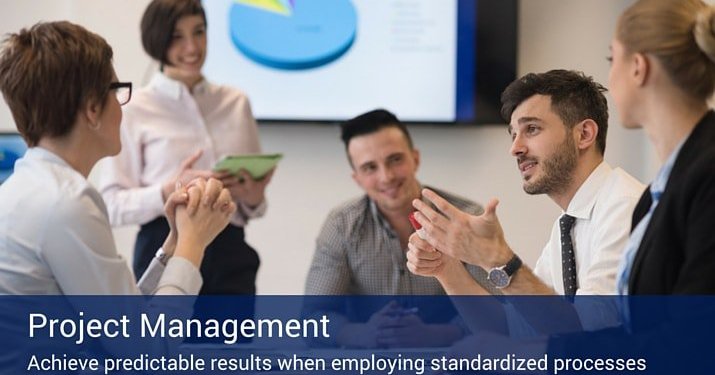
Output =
[{"x1": 408, "y1": 212, "x2": 427, "y2": 240}]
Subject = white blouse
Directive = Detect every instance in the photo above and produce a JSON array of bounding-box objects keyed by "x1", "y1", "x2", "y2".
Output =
[{"x1": 98, "y1": 72, "x2": 266, "y2": 228}]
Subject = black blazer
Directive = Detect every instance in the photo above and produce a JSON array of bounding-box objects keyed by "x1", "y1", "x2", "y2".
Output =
[
  {"x1": 628, "y1": 110, "x2": 715, "y2": 295},
  {"x1": 548, "y1": 112, "x2": 715, "y2": 368}
]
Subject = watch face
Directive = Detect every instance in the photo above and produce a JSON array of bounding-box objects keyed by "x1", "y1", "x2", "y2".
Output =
[{"x1": 488, "y1": 268, "x2": 510, "y2": 288}]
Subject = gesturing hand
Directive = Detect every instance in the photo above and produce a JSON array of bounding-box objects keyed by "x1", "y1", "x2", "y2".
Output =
[
  {"x1": 411, "y1": 188, "x2": 513, "y2": 269},
  {"x1": 162, "y1": 149, "x2": 213, "y2": 202}
]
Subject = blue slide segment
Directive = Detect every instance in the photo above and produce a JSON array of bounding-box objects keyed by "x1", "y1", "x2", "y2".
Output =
[
  {"x1": 229, "y1": 0, "x2": 357, "y2": 70},
  {"x1": 455, "y1": 0, "x2": 477, "y2": 122}
]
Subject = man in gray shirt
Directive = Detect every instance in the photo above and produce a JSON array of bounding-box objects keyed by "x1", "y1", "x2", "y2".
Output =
[{"x1": 304, "y1": 109, "x2": 495, "y2": 348}]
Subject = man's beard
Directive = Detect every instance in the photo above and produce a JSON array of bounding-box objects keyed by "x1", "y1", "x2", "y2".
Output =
[{"x1": 522, "y1": 135, "x2": 578, "y2": 195}]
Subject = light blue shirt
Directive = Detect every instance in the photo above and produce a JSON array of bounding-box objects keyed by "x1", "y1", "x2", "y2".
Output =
[
  {"x1": 0, "y1": 147, "x2": 202, "y2": 295},
  {"x1": 615, "y1": 139, "x2": 686, "y2": 331},
  {"x1": 616, "y1": 139, "x2": 686, "y2": 296}
]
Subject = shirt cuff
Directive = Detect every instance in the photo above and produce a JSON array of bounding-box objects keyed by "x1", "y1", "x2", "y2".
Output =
[
  {"x1": 155, "y1": 257, "x2": 203, "y2": 295},
  {"x1": 149, "y1": 183, "x2": 166, "y2": 217},
  {"x1": 239, "y1": 199, "x2": 267, "y2": 219},
  {"x1": 137, "y1": 257, "x2": 165, "y2": 295}
]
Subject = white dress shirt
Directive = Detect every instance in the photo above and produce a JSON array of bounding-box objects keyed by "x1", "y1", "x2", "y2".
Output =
[
  {"x1": 0, "y1": 147, "x2": 202, "y2": 295},
  {"x1": 533, "y1": 162, "x2": 645, "y2": 295},
  {"x1": 98, "y1": 72, "x2": 266, "y2": 227},
  {"x1": 503, "y1": 162, "x2": 644, "y2": 335}
]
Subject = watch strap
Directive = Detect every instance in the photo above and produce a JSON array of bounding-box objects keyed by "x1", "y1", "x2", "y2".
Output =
[{"x1": 503, "y1": 254, "x2": 522, "y2": 276}]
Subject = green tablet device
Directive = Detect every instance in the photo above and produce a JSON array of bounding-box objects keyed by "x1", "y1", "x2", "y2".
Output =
[{"x1": 213, "y1": 153, "x2": 283, "y2": 179}]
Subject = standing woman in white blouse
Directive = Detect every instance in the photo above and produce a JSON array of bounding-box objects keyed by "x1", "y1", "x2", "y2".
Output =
[
  {"x1": 99, "y1": 0, "x2": 272, "y2": 296},
  {"x1": 0, "y1": 21, "x2": 234, "y2": 295}
]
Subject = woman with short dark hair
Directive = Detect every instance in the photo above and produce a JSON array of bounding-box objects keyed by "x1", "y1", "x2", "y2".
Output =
[{"x1": 99, "y1": 0, "x2": 272, "y2": 297}]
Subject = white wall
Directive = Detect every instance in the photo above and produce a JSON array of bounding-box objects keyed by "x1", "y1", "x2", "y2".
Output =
[{"x1": 1, "y1": 0, "x2": 658, "y2": 294}]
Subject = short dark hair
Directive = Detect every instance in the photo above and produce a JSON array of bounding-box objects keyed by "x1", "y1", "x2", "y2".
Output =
[
  {"x1": 141, "y1": 0, "x2": 206, "y2": 66},
  {"x1": 0, "y1": 21, "x2": 114, "y2": 147},
  {"x1": 340, "y1": 109, "x2": 414, "y2": 151},
  {"x1": 500, "y1": 69, "x2": 609, "y2": 155}
]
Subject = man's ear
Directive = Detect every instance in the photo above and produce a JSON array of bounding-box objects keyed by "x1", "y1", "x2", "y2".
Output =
[
  {"x1": 633, "y1": 52, "x2": 650, "y2": 87},
  {"x1": 575, "y1": 119, "x2": 598, "y2": 151},
  {"x1": 412, "y1": 148, "x2": 420, "y2": 170},
  {"x1": 346, "y1": 150, "x2": 358, "y2": 184}
]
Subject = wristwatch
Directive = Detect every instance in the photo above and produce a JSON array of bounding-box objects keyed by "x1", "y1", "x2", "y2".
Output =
[
  {"x1": 487, "y1": 254, "x2": 522, "y2": 289},
  {"x1": 155, "y1": 248, "x2": 169, "y2": 266}
]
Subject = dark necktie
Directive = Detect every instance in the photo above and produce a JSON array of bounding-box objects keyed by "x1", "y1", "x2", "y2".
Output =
[{"x1": 560, "y1": 214, "x2": 577, "y2": 296}]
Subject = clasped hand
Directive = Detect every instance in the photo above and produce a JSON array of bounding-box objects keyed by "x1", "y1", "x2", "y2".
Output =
[{"x1": 161, "y1": 177, "x2": 236, "y2": 259}]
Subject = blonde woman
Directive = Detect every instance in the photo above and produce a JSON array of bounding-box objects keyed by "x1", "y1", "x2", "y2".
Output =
[{"x1": 608, "y1": 0, "x2": 715, "y2": 295}]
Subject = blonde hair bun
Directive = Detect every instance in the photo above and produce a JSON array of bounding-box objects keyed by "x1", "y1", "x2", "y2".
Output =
[{"x1": 694, "y1": 5, "x2": 715, "y2": 63}]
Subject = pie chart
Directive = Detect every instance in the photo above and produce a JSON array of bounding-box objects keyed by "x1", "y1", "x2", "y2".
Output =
[{"x1": 229, "y1": 0, "x2": 357, "y2": 70}]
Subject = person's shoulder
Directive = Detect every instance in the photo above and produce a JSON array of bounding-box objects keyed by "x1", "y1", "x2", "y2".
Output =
[
  {"x1": 325, "y1": 196, "x2": 370, "y2": 224},
  {"x1": 208, "y1": 82, "x2": 250, "y2": 102},
  {"x1": 17, "y1": 154, "x2": 90, "y2": 199},
  {"x1": 120, "y1": 85, "x2": 164, "y2": 120},
  {"x1": 682, "y1": 122, "x2": 715, "y2": 170},
  {"x1": 3, "y1": 156, "x2": 101, "y2": 230},
  {"x1": 426, "y1": 186, "x2": 484, "y2": 215},
  {"x1": 602, "y1": 166, "x2": 646, "y2": 199},
  {"x1": 206, "y1": 83, "x2": 254, "y2": 117},
  {"x1": 590, "y1": 166, "x2": 645, "y2": 222},
  {"x1": 674, "y1": 112, "x2": 715, "y2": 179},
  {"x1": 679, "y1": 146, "x2": 715, "y2": 191},
  {"x1": 317, "y1": 196, "x2": 374, "y2": 241},
  {"x1": 129, "y1": 82, "x2": 163, "y2": 104}
]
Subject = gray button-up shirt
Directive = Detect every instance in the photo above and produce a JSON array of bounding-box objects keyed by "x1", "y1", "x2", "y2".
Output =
[{"x1": 305, "y1": 185, "x2": 495, "y2": 295}]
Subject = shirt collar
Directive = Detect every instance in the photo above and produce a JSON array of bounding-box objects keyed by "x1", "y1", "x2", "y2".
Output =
[
  {"x1": 368, "y1": 183, "x2": 426, "y2": 236},
  {"x1": 25, "y1": 146, "x2": 72, "y2": 169},
  {"x1": 149, "y1": 72, "x2": 208, "y2": 100},
  {"x1": 23, "y1": 146, "x2": 86, "y2": 182},
  {"x1": 565, "y1": 161, "x2": 612, "y2": 220},
  {"x1": 369, "y1": 199, "x2": 395, "y2": 235}
]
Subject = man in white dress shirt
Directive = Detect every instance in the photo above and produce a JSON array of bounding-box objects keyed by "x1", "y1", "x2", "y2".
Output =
[{"x1": 407, "y1": 70, "x2": 645, "y2": 302}]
